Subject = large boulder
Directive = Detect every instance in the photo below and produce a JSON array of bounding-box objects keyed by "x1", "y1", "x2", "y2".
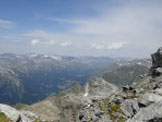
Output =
[
  {"x1": 127, "y1": 101, "x2": 162, "y2": 122},
  {"x1": 121, "y1": 99, "x2": 139, "y2": 118}
]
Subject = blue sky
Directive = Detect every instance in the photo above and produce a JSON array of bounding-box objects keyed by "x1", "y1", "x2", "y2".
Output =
[{"x1": 0, "y1": 0, "x2": 162, "y2": 57}]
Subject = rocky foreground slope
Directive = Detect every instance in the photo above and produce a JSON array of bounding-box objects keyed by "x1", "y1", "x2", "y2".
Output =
[{"x1": 0, "y1": 48, "x2": 162, "y2": 122}]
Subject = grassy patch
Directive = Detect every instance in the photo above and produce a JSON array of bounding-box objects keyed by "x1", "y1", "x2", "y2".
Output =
[
  {"x1": 107, "y1": 104, "x2": 126, "y2": 122},
  {"x1": 0, "y1": 112, "x2": 12, "y2": 122},
  {"x1": 99, "y1": 98, "x2": 110, "y2": 111}
]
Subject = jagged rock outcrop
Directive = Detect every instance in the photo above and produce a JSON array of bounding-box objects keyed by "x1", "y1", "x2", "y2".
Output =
[
  {"x1": 151, "y1": 47, "x2": 162, "y2": 68},
  {"x1": 126, "y1": 47, "x2": 162, "y2": 122}
]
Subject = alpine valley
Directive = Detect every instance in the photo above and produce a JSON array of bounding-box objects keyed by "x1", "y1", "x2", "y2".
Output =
[{"x1": 0, "y1": 50, "x2": 157, "y2": 122}]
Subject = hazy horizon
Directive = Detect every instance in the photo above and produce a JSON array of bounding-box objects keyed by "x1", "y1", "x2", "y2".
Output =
[
  {"x1": 0, "y1": 52, "x2": 152, "y2": 59},
  {"x1": 0, "y1": 0, "x2": 162, "y2": 58}
]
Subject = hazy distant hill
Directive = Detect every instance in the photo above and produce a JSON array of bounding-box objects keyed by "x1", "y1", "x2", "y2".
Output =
[{"x1": 100, "y1": 59, "x2": 151, "y2": 86}]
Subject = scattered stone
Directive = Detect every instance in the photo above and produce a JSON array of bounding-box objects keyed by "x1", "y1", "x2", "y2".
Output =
[{"x1": 138, "y1": 93, "x2": 162, "y2": 107}]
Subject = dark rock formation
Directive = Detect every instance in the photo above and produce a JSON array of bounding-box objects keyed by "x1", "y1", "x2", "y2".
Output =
[{"x1": 151, "y1": 47, "x2": 162, "y2": 68}]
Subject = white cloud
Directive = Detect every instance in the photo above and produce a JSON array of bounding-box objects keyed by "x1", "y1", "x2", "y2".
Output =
[
  {"x1": 0, "y1": 19, "x2": 12, "y2": 29},
  {"x1": 107, "y1": 42, "x2": 125, "y2": 50},
  {"x1": 60, "y1": 42, "x2": 72, "y2": 47},
  {"x1": 51, "y1": 18, "x2": 90, "y2": 25},
  {"x1": 48, "y1": 40, "x2": 55, "y2": 45},
  {"x1": 91, "y1": 42, "x2": 125, "y2": 50},
  {"x1": 22, "y1": 0, "x2": 162, "y2": 57},
  {"x1": 30, "y1": 39, "x2": 40, "y2": 46},
  {"x1": 91, "y1": 44, "x2": 105, "y2": 50}
]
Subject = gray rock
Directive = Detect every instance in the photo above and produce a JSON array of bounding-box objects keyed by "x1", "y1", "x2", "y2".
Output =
[
  {"x1": 154, "y1": 88, "x2": 162, "y2": 95},
  {"x1": 138, "y1": 93, "x2": 162, "y2": 107},
  {"x1": 121, "y1": 99, "x2": 139, "y2": 118},
  {"x1": 127, "y1": 101, "x2": 162, "y2": 122},
  {"x1": 0, "y1": 104, "x2": 37, "y2": 122},
  {"x1": 79, "y1": 108, "x2": 112, "y2": 122},
  {"x1": 87, "y1": 78, "x2": 119, "y2": 98},
  {"x1": 152, "y1": 68, "x2": 162, "y2": 77}
]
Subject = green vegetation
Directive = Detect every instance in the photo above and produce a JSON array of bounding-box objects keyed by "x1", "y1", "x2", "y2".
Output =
[
  {"x1": 0, "y1": 112, "x2": 12, "y2": 122},
  {"x1": 99, "y1": 98, "x2": 110, "y2": 111},
  {"x1": 107, "y1": 104, "x2": 126, "y2": 122},
  {"x1": 99, "y1": 98, "x2": 126, "y2": 122}
]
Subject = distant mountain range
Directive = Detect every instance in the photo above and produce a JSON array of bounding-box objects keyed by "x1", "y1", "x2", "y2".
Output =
[
  {"x1": 0, "y1": 53, "x2": 152, "y2": 105},
  {"x1": 0, "y1": 53, "x2": 115, "y2": 104}
]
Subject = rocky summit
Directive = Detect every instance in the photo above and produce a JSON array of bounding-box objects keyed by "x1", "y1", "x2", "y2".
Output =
[{"x1": 1, "y1": 47, "x2": 162, "y2": 122}]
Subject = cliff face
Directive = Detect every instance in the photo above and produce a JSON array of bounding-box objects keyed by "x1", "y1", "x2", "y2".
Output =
[{"x1": 1, "y1": 48, "x2": 162, "y2": 122}]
